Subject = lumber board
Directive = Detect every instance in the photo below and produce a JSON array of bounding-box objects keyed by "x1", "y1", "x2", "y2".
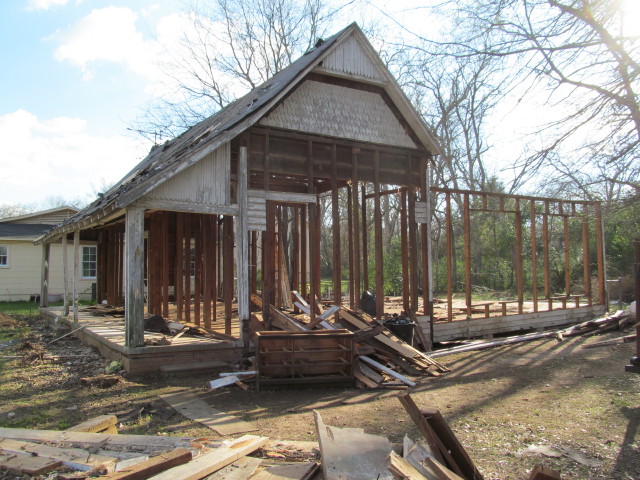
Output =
[
  {"x1": 387, "y1": 451, "x2": 430, "y2": 480},
  {"x1": 207, "y1": 456, "x2": 262, "y2": 480},
  {"x1": 359, "y1": 355, "x2": 416, "y2": 387},
  {"x1": 0, "y1": 438, "x2": 118, "y2": 472},
  {"x1": 527, "y1": 464, "x2": 562, "y2": 480},
  {"x1": 314, "y1": 410, "x2": 393, "y2": 480},
  {"x1": 402, "y1": 436, "x2": 441, "y2": 480},
  {"x1": 68, "y1": 415, "x2": 118, "y2": 433},
  {"x1": 268, "y1": 306, "x2": 308, "y2": 331},
  {"x1": 147, "y1": 435, "x2": 269, "y2": 480},
  {"x1": 420, "y1": 408, "x2": 484, "y2": 480},
  {"x1": 104, "y1": 448, "x2": 192, "y2": 480},
  {"x1": 0, "y1": 428, "x2": 215, "y2": 453},
  {"x1": 423, "y1": 458, "x2": 465, "y2": 480},
  {"x1": 250, "y1": 461, "x2": 318, "y2": 480},
  {"x1": 0, "y1": 450, "x2": 62, "y2": 475},
  {"x1": 160, "y1": 390, "x2": 258, "y2": 436}
]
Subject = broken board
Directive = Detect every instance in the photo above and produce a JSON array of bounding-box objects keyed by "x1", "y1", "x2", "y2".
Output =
[
  {"x1": 160, "y1": 390, "x2": 258, "y2": 436},
  {"x1": 314, "y1": 410, "x2": 392, "y2": 480}
]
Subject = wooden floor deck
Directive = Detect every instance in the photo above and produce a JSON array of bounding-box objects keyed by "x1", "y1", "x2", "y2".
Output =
[{"x1": 40, "y1": 307, "x2": 245, "y2": 375}]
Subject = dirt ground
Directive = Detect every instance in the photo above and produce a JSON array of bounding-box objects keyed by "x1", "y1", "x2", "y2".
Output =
[{"x1": 1, "y1": 313, "x2": 639, "y2": 480}]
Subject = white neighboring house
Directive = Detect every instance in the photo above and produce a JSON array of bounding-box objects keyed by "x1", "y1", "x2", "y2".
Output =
[{"x1": 0, "y1": 207, "x2": 96, "y2": 302}]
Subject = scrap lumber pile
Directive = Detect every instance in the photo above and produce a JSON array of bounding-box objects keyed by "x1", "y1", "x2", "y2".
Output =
[
  {"x1": 250, "y1": 294, "x2": 449, "y2": 388},
  {"x1": 431, "y1": 310, "x2": 635, "y2": 358},
  {"x1": 313, "y1": 392, "x2": 562, "y2": 480},
  {"x1": 0, "y1": 427, "x2": 298, "y2": 480}
]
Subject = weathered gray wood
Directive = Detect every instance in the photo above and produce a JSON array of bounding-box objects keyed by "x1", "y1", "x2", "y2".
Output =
[
  {"x1": 265, "y1": 191, "x2": 317, "y2": 204},
  {"x1": 387, "y1": 451, "x2": 431, "y2": 480},
  {"x1": 314, "y1": 410, "x2": 393, "y2": 480},
  {"x1": 250, "y1": 462, "x2": 318, "y2": 480},
  {"x1": 73, "y1": 230, "x2": 80, "y2": 321},
  {"x1": 160, "y1": 390, "x2": 258, "y2": 435},
  {"x1": 147, "y1": 435, "x2": 269, "y2": 480},
  {"x1": 62, "y1": 234, "x2": 69, "y2": 316},
  {"x1": 40, "y1": 242, "x2": 50, "y2": 308},
  {"x1": 134, "y1": 199, "x2": 239, "y2": 216},
  {"x1": 359, "y1": 355, "x2": 416, "y2": 387},
  {"x1": 207, "y1": 456, "x2": 262, "y2": 480},
  {"x1": 236, "y1": 146, "x2": 249, "y2": 342},
  {"x1": 0, "y1": 428, "x2": 211, "y2": 453},
  {"x1": 125, "y1": 206, "x2": 145, "y2": 348},
  {"x1": 0, "y1": 450, "x2": 62, "y2": 475}
]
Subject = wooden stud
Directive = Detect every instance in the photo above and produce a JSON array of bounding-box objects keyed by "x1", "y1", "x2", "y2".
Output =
[
  {"x1": 595, "y1": 203, "x2": 606, "y2": 306},
  {"x1": 408, "y1": 164, "x2": 419, "y2": 313},
  {"x1": 463, "y1": 193, "x2": 472, "y2": 317},
  {"x1": 194, "y1": 215, "x2": 202, "y2": 326},
  {"x1": 211, "y1": 216, "x2": 218, "y2": 323},
  {"x1": 445, "y1": 192, "x2": 453, "y2": 322},
  {"x1": 203, "y1": 216, "x2": 212, "y2": 329},
  {"x1": 530, "y1": 200, "x2": 538, "y2": 313},
  {"x1": 374, "y1": 150, "x2": 384, "y2": 320},
  {"x1": 347, "y1": 186, "x2": 354, "y2": 308},
  {"x1": 301, "y1": 207, "x2": 308, "y2": 300},
  {"x1": 40, "y1": 242, "x2": 50, "y2": 308},
  {"x1": 293, "y1": 207, "x2": 300, "y2": 293},
  {"x1": 543, "y1": 202, "x2": 551, "y2": 309},
  {"x1": 161, "y1": 212, "x2": 169, "y2": 318},
  {"x1": 184, "y1": 213, "x2": 191, "y2": 323},
  {"x1": 62, "y1": 235, "x2": 69, "y2": 316},
  {"x1": 515, "y1": 199, "x2": 524, "y2": 314},
  {"x1": 223, "y1": 215, "x2": 234, "y2": 335},
  {"x1": 563, "y1": 214, "x2": 571, "y2": 298},
  {"x1": 582, "y1": 204, "x2": 592, "y2": 306},
  {"x1": 250, "y1": 230, "x2": 257, "y2": 296},
  {"x1": 352, "y1": 149, "x2": 361, "y2": 307},
  {"x1": 331, "y1": 144, "x2": 341, "y2": 307},
  {"x1": 307, "y1": 140, "x2": 317, "y2": 323},
  {"x1": 362, "y1": 185, "x2": 369, "y2": 293},
  {"x1": 175, "y1": 212, "x2": 184, "y2": 320},
  {"x1": 401, "y1": 189, "x2": 410, "y2": 313}
]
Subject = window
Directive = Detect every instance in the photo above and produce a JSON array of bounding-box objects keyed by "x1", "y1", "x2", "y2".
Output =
[
  {"x1": 0, "y1": 245, "x2": 8, "y2": 267},
  {"x1": 82, "y1": 246, "x2": 97, "y2": 278}
]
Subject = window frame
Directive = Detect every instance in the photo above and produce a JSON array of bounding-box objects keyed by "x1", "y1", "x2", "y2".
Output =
[
  {"x1": 0, "y1": 245, "x2": 8, "y2": 268},
  {"x1": 81, "y1": 245, "x2": 97, "y2": 279}
]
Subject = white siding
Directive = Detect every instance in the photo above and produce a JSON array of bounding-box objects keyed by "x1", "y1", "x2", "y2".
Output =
[
  {"x1": 259, "y1": 80, "x2": 417, "y2": 149},
  {"x1": 5, "y1": 209, "x2": 77, "y2": 225},
  {"x1": 144, "y1": 143, "x2": 230, "y2": 206},
  {"x1": 0, "y1": 240, "x2": 95, "y2": 301},
  {"x1": 316, "y1": 34, "x2": 386, "y2": 83}
]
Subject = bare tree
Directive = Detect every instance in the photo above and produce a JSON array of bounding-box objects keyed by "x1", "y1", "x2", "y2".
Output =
[
  {"x1": 131, "y1": 0, "x2": 355, "y2": 142},
  {"x1": 424, "y1": 0, "x2": 640, "y2": 199}
]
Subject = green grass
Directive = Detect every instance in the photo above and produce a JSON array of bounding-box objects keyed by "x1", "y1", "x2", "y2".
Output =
[{"x1": 0, "y1": 301, "x2": 58, "y2": 316}]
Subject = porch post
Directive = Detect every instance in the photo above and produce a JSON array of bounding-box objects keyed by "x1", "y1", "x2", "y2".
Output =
[
  {"x1": 73, "y1": 230, "x2": 80, "y2": 321},
  {"x1": 235, "y1": 146, "x2": 249, "y2": 342},
  {"x1": 40, "y1": 242, "x2": 50, "y2": 308},
  {"x1": 125, "y1": 206, "x2": 145, "y2": 348},
  {"x1": 62, "y1": 234, "x2": 69, "y2": 316}
]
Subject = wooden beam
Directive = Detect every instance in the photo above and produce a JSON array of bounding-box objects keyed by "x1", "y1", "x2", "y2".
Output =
[
  {"x1": 595, "y1": 203, "x2": 606, "y2": 305},
  {"x1": 40, "y1": 242, "x2": 50, "y2": 308},
  {"x1": 184, "y1": 213, "x2": 191, "y2": 323},
  {"x1": 347, "y1": 186, "x2": 354, "y2": 308},
  {"x1": 563, "y1": 213, "x2": 571, "y2": 297},
  {"x1": 331, "y1": 144, "x2": 341, "y2": 307},
  {"x1": 203, "y1": 216, "x2": 212, "y2": 329},
  {"x1": 463, "y1": 193, "x2": 471, "y2": 317},
  {"x1": 362, "y1": 185, "x2": 369, "y2": 293},
  {"x1": 223, "y1": 215, "x2": 234, "y2": 335},
  {"x1": 582, "y1": 204, "x2": 592, "y2": 306},
  {"x1": 530, "y1": 200, "x2": 538, "y2": 313},
  {"x1": 307, "y1": 140, "x2": 317, "y2": 324},
  {"x1": 103, "y1": 449, "x2": 192, "y2": 480},
  {"x1": 62, "y1": 235, "x2": 69, "y2": 316},
  {"x1": 408, "y1": 160, "x2": 419, "y2": 312},
  {"x1": 543, "y1": 203, "x2": 550, "y2": 306},
  {"x1": 515, "y1": 199, "x2": 524, "y2": 314},
  {"x1": 374, "y1": 151, "x2": 384, "y2": 320},
  {"x1": 73, "y1": 230, "x2": 80, "y2": 321},
  {"x1": 162, "y1": 212, "x2": 170, "y2": 318},
  {"x1": 352, "y1": 149, "x2": 361, "y2": 307},
  {"x1": 176, "y1": 212, "x2": 184, "y2": 321},
  {"x1": 194, "y1": 215, "x2": 202, "y2": 326},
  {"x1": 236, "y1": 146, "x2": 250, "y2": 342},
  {"x1": 125, "y1": 206, "x2": 145, "y2": 348},
  {"x1": 445, "y1": 193, "x2": 453, "y2": 322},
  {"x1": 401, "y1": 190, "x2": 410, "y2": 313}
]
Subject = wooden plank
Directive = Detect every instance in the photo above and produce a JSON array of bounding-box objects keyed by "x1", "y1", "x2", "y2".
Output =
[
  {"x1": 0, "y1": 450, "x2": 62, "y2": 475},
  {"x1": 268, "y1": 306, "x2": 308, "y2": 331},
  {"x1": 387, "y1": 451, "x2": 431, "y2": 480},
  {"x1": 401, "y1": 190, "x2": 410, "y2": 313},
  {"x1": 223, "y1": 215, "x2": 234, "y2": 334},
  {"x1": 445, "y1": 193, "x2": 452, "y2": 322},
  {"x1": 527, "y1": 464, "x2": 562, "y2": 480},
  {"x1": 422, "y1": 458, "x2": 465, "y2": 480},
  {"x1": 160, "y1": 390, "x2": 258, "y2": 436},
  {"x1": 0, "y1": 438, "x2": 118, "y2": 472},
  {"x1": 68, "y1": 415, "x2": 117, "y2": 433},
  {"x1": 359, "y1": 356, "x2": 416, "y2": 387},
  {"x1": 176, "y1": 212, "x2": 184, "y2": 320},
  {"x1": 402, "y1": 436, "x2": 442, "y2": 480},
  {"x1": 351, "y1": 150, "x2": 360, "y2": 308},
  {"x1": 0, "y1": 428, "x2": 214, "y2": 454},
  {"x1": 147, "y1": 435, "x2": 269, "y2": 480},
  {"x1": 236, "y1": 146, "x2": 250, "y2": 341},
  {"x1": 331, "y1": 144, "x2": 341, "y2": 307},
  {"x1": 125, "y1": 207, "x2": 145, "y2": 348},
  {"x1": 339, "y1": 309, "x2": 416, "y2": 358},
  {"x1": 207, "y1": 456, "x2": 262, "y2": 480},
  {"x1": 314, "y1": 410, "x2": 393, "y2": 480},
  {"x1": 374, "y1": 150, "x2": 384, "y2": 320},
  {"x1": 420, "y1": 408, "x2": 484, "y2": 480},
  {"x1": 194, "y1": 215, "x2": 202, "y2": 326},
  {"x1": 104, "y1": 448, "x2": 192, "y2": 480},
  {"x1": 250, "y1": 462, "x2": 318, "y2": 480},
  {"x1": 515, "y1": 199, "x2": 524, "y2": 314},
  {"x1": 73, "y1": 230, "x2": 80, "y2": 320},
  {"x1": 307, "y1": 305, "x2": 340, "y2": 330}
]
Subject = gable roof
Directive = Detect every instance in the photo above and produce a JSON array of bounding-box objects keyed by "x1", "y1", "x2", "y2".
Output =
[
  {"x1": 0, "y1": 206, "x2": 78, "y2": 224},
  {"x1": 39, "y1": 22, "x2": 440, "y2": 244}
]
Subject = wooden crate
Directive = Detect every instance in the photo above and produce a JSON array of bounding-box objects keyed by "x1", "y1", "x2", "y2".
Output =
[{"x1": 255, "y1": 330, "x2": 355, "y2": 389}]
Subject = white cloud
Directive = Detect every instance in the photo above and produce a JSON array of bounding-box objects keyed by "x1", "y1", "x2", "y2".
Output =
[
  {"x1": 53, "y1": 6, "x2": 163, "y2": 81},
  {"x1": 0, "y1": 110, "x2": 151, "y2": 206},
  {"x1": 26, "y1": 0, "x2": 68, "y2": 11}
]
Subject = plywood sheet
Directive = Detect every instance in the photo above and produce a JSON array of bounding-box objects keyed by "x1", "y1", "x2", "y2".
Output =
[{"x1": 160, "y1": 391, "x2": 258, "y2": 436}]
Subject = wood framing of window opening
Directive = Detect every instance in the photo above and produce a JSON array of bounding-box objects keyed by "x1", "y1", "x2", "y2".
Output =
[{"x1": 431, "y1": 187, "x2": 604, "y2": 323}]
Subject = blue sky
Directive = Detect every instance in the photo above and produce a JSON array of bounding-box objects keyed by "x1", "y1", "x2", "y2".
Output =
[{"x1": 0, "y1": 0, "x2": 181, "y2": 207}]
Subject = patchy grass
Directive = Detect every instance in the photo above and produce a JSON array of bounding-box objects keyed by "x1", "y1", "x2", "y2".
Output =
[{"x1": 0, "y1": 301, "x2": 46, "y2": 316}]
